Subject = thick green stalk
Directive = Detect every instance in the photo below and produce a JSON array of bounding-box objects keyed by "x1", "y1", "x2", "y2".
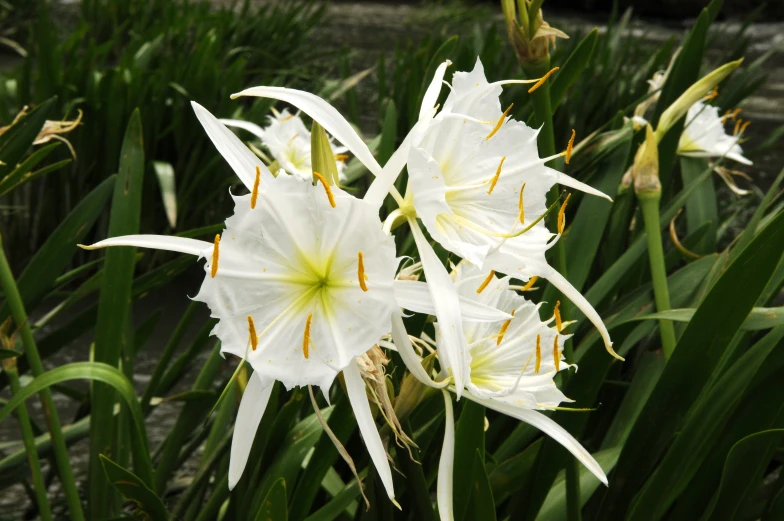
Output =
[
  {"x1": 0, "y1": 236, "x2": 85, "y2": 521},
  {"x1": 565, "y1": 456, "x2": 581, "y2": 521},
  {"x1": 639, "y1": 193, "x2": 678, "y2": 358},
  {"x1": 3, "y1": 357, "x2": 53, "y2": 521}
]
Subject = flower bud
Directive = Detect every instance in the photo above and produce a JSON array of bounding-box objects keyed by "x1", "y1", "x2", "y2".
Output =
[
  {"x1": 633, "y1": 124, "x2": 661, "y2": 196},
  {"x1": 311, "y1": 120, "x2": 339, "y2": 185},
  {"x1": 501, "y1": 0, "x2": 568, "y2": 65},
  {"x1": 394, "y1": 352, "x2": 437, "y2": 422},
  {"x1": 655, "y1": 59, "x2": 743, "y2": 141}
]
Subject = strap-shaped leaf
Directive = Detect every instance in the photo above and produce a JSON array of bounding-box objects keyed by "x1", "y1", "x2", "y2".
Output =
[{"x1": 100, "y1": 455, "x2": 169, "y2": 521}]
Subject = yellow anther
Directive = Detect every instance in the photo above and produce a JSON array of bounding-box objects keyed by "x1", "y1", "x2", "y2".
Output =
[
  {"x1": 496, "y1": 309, "x2": 515, "y2": 345},
  {"x1": 476, "y1": 270, "x2": 496, "y2": 294},
  {"x1": 313, "y1": 171, "x2": 336, "y2": 208},
  {"x1": 251, "y1": 166, "x2": 261, "y2": 209},
  {"x1": 731, "y1": 108, "x2": 742, "y2": 120},
  {"x1": 553, "y1": 335, "x2": 560, "y2": 372},
  {"x1": 521, "y1": 276, "x2": 538, "y2": 291},
  {"x1": 487, "y1": 156, "x2": 507, "y2": 195},
  {"x1": 334, "y1": 154, "x2": 349, "y2": 162},
  {"x1": 303, "y1": 313, "x2": 313, "y2": 359},
  {"x1": 557, "y1": 193, "x2": 572, "y2": 234},
  {"x1": 518, "y1": 182, "x2": 526, "y2": 224},
  {"x1": 739, "y1": 120, "x2": 751, "y2": 135},
  {"x1": 527, "y1": 67, "x2": 559, "y2": 94},
  {"x1": 248, "y1": 316, "x2": 258, "y2": 351},
  {"x1": 733, "y1": 118, "x2": 742, "y2": 136},
  {"x1": 280, "y1": 114, "x2": 295, "y2": 122},
  {"x1": 553, "y1": 300, "x2": 563, "y2": 332},
  {"x1": 565, "y1": 129, "x2": 576, "y2": 165},
  {"x1": 535, "y1": 334, "x2": 542, "y2": 374},
  {"x1": 703, "y1": 86, "x2": 718, "y2": 101},
  {"x1": 485, "y1": 103, "x2": 514, "y2": 140},
  {"x1": 357, "y1": 251, "x2": 369, "y2": 292},
  {"x1": 211, "y1": 234, "x2": 220, "y2": 278}
]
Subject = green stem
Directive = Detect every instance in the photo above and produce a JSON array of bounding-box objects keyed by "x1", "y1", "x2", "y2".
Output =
[
  {"x1": 565, "y1": 456, "x2": 582, "y2": 521},
  {"x1": 0, "y1": 235, "x2": 85, "y2": 521},
  {"x1": 3, "y1": 357, "x2": 53, "y2": 521},
  {"x1": 639, "y1": 193, "x2": 678, "y2": 358}
]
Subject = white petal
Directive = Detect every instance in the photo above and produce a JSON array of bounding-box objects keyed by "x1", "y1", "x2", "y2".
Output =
[
  {"x1": 80, "y1": 234, "x2": 212, "y2": 256},
  {"x1": 231, "y1": 87, "x2": 382, "y2": 178},
  {"x1": 465, "y1": 392, "x2": 608, "y2": 486},
  {"x1": 191, "y1": 101, "x2": 270, "y2": 191},
  {"x1": 726, "y1": 151, "x2": 753, "y2": 166},
  {"x1": 437, "y1": 390, "x2": 455, "y2": 521},
  {"x1": 390, "y1": 313, "x2": 449, "y2": 389},
  {"x1": 393, "y1": 280, "x2": 512, "y2": 322},
  {"x1": 343, "y1": 360, "x2": 395, "y2": 500},
  {"x1": 229, "y1": 372, "x2": 274, "y2": 490},
  {"x1": 551, "y1": 167, "x2": 613, "y2": 202},
  {"x1": 544, "y1": 267, "x2": 622, "y2": 361},
  {"x1": 409, "y1": 219, "x2": 470, "y2": 397},
  {"x1": 220, "y1": 118, "x2": 267, "y2": 140},
  {"x1": 364, "y1": 118, "x2": 430, "y2": 208},
  {"x1": 420, "y1": 60, "x2": 450, "y2": 121}
]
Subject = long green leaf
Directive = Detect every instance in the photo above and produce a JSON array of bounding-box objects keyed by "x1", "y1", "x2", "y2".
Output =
[
  {"x1": 600, "y1": 207, "x2": 784, "y2": 518},
  {"x1": 0, "y1": 98, "x2": 56, "y2": 179},
  {"x1": 703, "y1": 430, "x2": 784, "y2": 521},
  {"x1": 680, "y1": 157, "x2": 717, "y2": 253},
  {"x1": 0, "y1": 362, "x2": 152, "y2": 482},
  {"x1": 89, "y1": 108, "x2": 145, "y2": 519},
  {"x1": 549, "y1": 29, "x2": 599, "y2": 112},
  {"x1": 0, "y1": 175, "x2": 115, "y2": 322},
  {"x1": 100, "y1": 455, "x2": 169, "y2": 521},
  {"x1": 255, "y1": 478, "x2": 288, "y2": 521},
  {"x1": 454, "y1": 399, "x2": 486, "y2": 521},
  {"x1": 627, "y1": 306, "x2": 784, "y2": 331}
]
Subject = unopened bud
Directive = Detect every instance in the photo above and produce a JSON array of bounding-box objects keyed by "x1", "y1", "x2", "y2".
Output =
[
  {"x1": 656, "y1": 59, "x2": 743, "y2": 141},
  {"x1": 311, "y1": 121, "x2": 339, "y2": 186},
  {"x1": 501, "y1": 0, "x2": 568, "y2": 65},
  {"x1": 633, "y1": 124, "x2": 661, "y2": 195}
]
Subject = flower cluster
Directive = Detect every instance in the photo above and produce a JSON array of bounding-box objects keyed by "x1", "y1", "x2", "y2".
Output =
[{"x1": 82, "y1": 59, "x2": 616, "y2": 516}]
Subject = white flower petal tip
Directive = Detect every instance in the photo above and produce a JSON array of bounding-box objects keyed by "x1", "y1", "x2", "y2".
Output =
[
  {"x1": 190, "y1": 101, "x2": 270, "y2": 190},
  {"x1": 229, "y1": 86, "x2": 382, "y2": 178},
  {"x1": 78, "y1": 235, "x2": 212, "y2": 257},
  {"x1": 554, "y1": 169, "x2": 613, "y2": 202},
  {"x1": 545, "y1": 268, "x2": 623, "y2": 362},
  {"x1": 344, "y1": 361, "x2": 396, "y2": 501},
  {"x1": 228, "y1": 372, "x2": 274, "y2": 490}
]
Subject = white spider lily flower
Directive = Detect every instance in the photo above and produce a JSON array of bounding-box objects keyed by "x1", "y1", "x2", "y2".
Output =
[
  {"x1": 81, "y1": 102, "x2": 510, "y2": 501},
  {"x1": 396, "y1": 263, "x2": 607, "y2": 520},
  {"x1": 221, "y1": 109, "x2": 350, "y2": 182},
  {"x1": 677, "y1": 101, "x2": 752, "y2": 165},
  {"x1": 229, "y1": 61, "x2": 481, "y2": 398},
  {"x1": 404, "y1": 58, "x2": 620, "y2": 361}
]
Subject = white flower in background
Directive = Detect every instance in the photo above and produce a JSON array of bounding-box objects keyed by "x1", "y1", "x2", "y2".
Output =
[
  {"x1": 390, "y1": 263, "x2": 607, "y2": 520},
  {"x1": 229, "y1": 57, "x2": 621, "y2": 398},
  {"x1": 81, "y1": 102, "x2": 509, "y2": 499},
  {"x1": 677, "y1": 100, "x2": 752, "y2": 165},
  {"x1": 221, "y1": 109, "x2": 349, "y2": 182}
]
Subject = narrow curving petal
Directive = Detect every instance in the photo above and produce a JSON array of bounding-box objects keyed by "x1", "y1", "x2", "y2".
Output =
[
  {"x1": 79, "y1": 235, "x2": 212, "y2": 256},
  {"x1": 544, "y1": 267, "x2": 623, "y2": 361},
  {"x1": 408, "y1": 219, "x2": 470, "y2": 398},
  {"x1": 231, "y1": 87, "x2": 383, "y2": 178},
  {"x1": 229, "y1": 372, "x2": 274, "y2": 490},
  {"x1": 551, "y1": 167, "x2": 613, "y2": 202},
  {"x1": 191, "y1": 101, "x2": 270, "y2": 191},
  {"x1": 437, "y1": 390, "x2": 456, "y2": 521},
  {"x1": 220, "y1": 118, "x2": 266, "y2": 140},
  {"x1": 390, "y1": 313, "x2": 449, "y2": 389},
  {"x1": 343, "y1": 360, "x2": 396, "y2": 501},
  {"x1": 393, "y1": 279, "x2": 512, "y2": 322},
  {"x1": 420, "y1": 60, "x2": 451, "y2": 121},
  {"x1": 465, "y1": 392, "x2": 608, "y2": 486},
  {"x1": 364, "y1": 118, "x2": 430, "y2": 208}
]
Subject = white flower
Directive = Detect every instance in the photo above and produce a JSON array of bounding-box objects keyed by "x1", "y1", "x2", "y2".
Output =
[
  {"x1": 81, "y1": 102, "x2": 510, "y2": 499},
  {"x1": 221, "y1": 109, "x2": 349, "y2": 182},
  {"x1": 402, "y1": 58, "x2": 619, "y2": 362},
  {"x1": 228, "y1": 58, "x2": 621, "y2": 396},
  {"x1": 678, "y1": 101, "x2": 752, "y2": 165},
  {"x1": 393, "y1": 263, "x2": 607, "y2": 521}
]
